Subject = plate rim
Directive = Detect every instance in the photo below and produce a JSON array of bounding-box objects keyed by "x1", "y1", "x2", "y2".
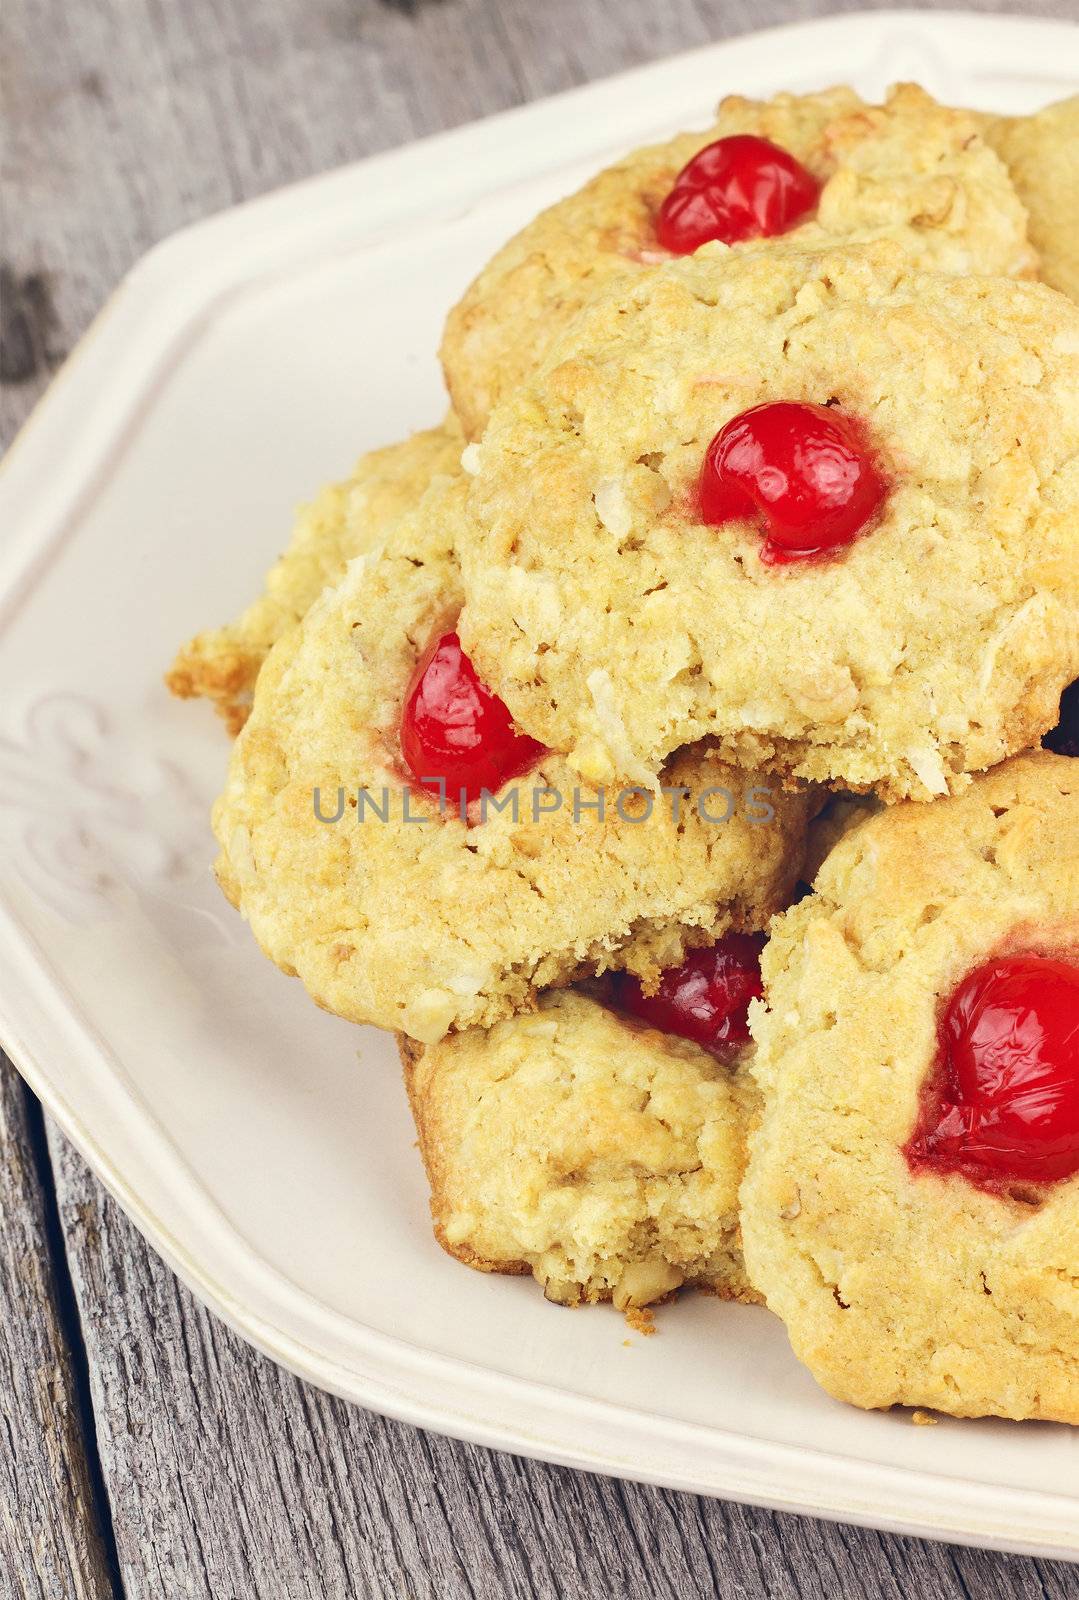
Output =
[{"x1": 2, "y1": 8, "x2": 1078, "y2": 1559}]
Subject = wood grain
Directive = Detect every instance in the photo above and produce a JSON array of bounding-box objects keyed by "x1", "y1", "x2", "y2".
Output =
[
  {"x1": 0, "y1": 1056, "x2": 116, "y2": 1600},
  {"x1": 2, "y1": 0, "x2": 1077, "y2": 1596}
]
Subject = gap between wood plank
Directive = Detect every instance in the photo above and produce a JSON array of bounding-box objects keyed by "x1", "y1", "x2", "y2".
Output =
[{"x1": 18, "y1": 1073, "x2": 128, "y2": 1600}]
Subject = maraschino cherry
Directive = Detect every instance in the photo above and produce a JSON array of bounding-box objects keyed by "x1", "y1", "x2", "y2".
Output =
[
  {"x1": 699, "y1": 401, "x2": 887, "y2": 563},
  {"x1": 656, "y1": 135, "x2": 820, "y2": 255},
  {"x1": 400, "y1": 630, "x2": 545, "y2": 806},
  {"x1": 906, "y1": 954, "x2": 1079, "y2": 1190},
  {"x1": 611, "y1": 934, "x2": 765, "y2": 1058}
]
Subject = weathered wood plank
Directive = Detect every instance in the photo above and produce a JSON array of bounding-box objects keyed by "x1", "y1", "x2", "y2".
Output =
[
  {"x1": 45, "y1": 1123, "x2": 1079, "y2": 1600},
  {"x1": 0, "y1": 1054, "x2": 117, "y2": 1600},
  {"x1": 3, "y1": 0, "x2": 1078, "y2": 1596}
]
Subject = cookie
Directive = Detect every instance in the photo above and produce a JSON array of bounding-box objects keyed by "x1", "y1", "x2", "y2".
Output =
[
  {"x1": 740, "y1": 752, "x2": 1079, "y2": 1422},
  {"x1": 166, "y1": 419, "x2": 462, "y2": 732},
  {"x1": 983, "y1": 95, "x2": 1079, "y2": 304},
  {"x1": 457, "y1": 242, "x2": 1079, "y2": 799},
  {"x1": 401, "y1": 988, "x2": 759, "y2": 1307},
  {"x1": 212, "y1": 472, "x2": 814, "y2": 1042},
  {"x1": 442, "y1": 84, "x2": 1035, "y2": 437}
]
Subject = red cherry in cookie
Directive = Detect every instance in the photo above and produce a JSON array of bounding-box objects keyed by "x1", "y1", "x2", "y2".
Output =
[
  {"x1": 612, "y1": 934, "x2": 765, "y2": 1059},
  {"x1": 656, "y1": 135, "x2": 820, "y2": 255},
  {"x1": 699, "y1": 401, "x2": 887, "y2": 563},
  {"x1": 400, "y1": 630, "x2": 545, "y2": 806},
  {"x1": 906, "y1": 954, "x2": 1079, "y2": 1189}
]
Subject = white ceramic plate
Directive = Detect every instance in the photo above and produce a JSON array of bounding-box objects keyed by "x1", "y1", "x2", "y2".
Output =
[{"x1": 2, "y1": 9, "x2": 1078, "y2": 1559}]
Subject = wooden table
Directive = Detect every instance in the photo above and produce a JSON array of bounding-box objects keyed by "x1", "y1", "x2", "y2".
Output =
[{"x1": 3, "y1": 2, "x2": 1076, "y2": 1594}]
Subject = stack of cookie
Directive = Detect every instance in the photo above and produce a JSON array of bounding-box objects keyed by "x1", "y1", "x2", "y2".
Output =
[{"x1": 169, "y1": 86, "x2": 1079, "y2": 1423}]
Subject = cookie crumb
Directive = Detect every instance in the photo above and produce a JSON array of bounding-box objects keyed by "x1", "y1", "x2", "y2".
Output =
[
  {"x1": 624, "y1": 1306, "x2": 657, "y2": 1337},
  {"x1": 911, "y1": 1410, "x2": 939, "y2": 1426}
]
